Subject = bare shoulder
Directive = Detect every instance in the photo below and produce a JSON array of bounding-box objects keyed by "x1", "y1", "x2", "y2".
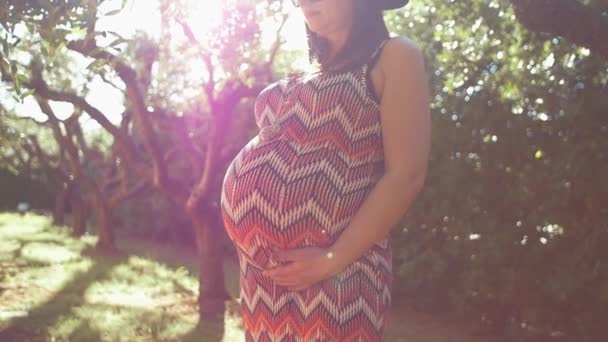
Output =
[
  {"x1": 379, "y1": 36, "x2": 425, "y2": 73},
  {"x1": 368, "y1": 36, "x2": 426, "y2": 102},
  {"x1": 385, "y1": 35, "x2": 422, "y2": 50}
]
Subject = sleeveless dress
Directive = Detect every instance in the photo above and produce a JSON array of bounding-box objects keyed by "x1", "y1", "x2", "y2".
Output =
[{"x1": 221, "y1": 38, "x2": 393, "y2": 341}]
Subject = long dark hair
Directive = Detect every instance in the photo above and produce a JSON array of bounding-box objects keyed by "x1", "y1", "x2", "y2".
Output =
[{"x1": 305, "y1": 0, "x2": 390, "y2": 74}]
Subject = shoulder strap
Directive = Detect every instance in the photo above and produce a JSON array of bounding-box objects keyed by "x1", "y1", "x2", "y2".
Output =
[
  {"x1": 361, "y1": 37, "x2": 391, "y2": 77},
  {"x1": 360, "y1": 37, "x2": 391, "y2": 102},
  {"x1": 369, "y1": 37, "x2": 391, "y2": 66},
  {"x1": 365, "y1": 37, "x2": 391, "y2": 68}
]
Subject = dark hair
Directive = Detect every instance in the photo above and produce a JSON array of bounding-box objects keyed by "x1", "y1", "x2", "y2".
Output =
[{"x1": 304, "y1": 0, "x2": 390, "y2": 74}]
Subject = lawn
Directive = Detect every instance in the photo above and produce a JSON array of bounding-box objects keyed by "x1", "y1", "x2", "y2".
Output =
[{"x1": 0, "y1": 213, "x2": 503, "y2": 341}]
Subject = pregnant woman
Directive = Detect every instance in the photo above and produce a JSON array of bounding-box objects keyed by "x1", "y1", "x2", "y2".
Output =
[{"x1": 221, "y1": 0, "x2": 430, "y2": 340}]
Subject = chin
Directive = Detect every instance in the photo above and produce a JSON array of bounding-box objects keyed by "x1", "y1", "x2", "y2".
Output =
[
  {"x1": 304, "y1": 19, "x2": 326, "y2": 33},
  {"x1": 307, "y1": 25, "x2": 329, "y2": 37}
]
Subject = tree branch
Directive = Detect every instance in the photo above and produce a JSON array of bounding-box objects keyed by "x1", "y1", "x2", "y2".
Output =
[
  {"x1": 66, "y1": 39, "x2": 168, "y2": 189},
  {"x1": 511, "y1": 0, "x2": 608, "y2": 60},
  {"x1": 108, "y1": 179, "x2": 150, "y2": 208}
]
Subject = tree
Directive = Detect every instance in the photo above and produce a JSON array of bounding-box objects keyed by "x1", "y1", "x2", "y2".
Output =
[
  {"x1": 1, "y1": 0, "x2": 288, "y2": 319},
  {"x1": 384, "y1": 1, "x2": 607, "y2": 339},
  {"x1": 510, "y1": 0, "x2": 608, "y2": 60},
  {"x1": 0, "y1": 108, "x2": 72, "y2": 223}
]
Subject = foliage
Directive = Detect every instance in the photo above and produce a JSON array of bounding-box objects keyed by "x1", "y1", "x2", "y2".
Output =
[
  {"x1": 0, "y1": 168, "x2": 53, "y2": 210},
  {"x1": 386, "y1": 1, "x2": 608, "y2": 339}
]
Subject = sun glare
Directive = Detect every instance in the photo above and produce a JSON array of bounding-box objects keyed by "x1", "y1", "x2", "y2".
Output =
[
  {"x1": 8, "y1": 0, "x2": 309, "y2": 133},
  {"x1": 184, "y1": 0, "x2": 224, "y2": 38}
]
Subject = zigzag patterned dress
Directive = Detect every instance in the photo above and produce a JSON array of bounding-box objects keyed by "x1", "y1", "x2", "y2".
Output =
[{"x1": 221, "y1": 38, "x2": 393, "y2": 341}]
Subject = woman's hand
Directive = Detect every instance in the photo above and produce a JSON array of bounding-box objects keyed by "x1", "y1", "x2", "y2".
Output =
[{"x1": 262, "y1": 246, "x2": 344, "y2": 291}]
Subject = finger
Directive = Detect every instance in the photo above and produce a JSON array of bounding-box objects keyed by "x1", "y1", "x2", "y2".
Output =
[
  {"x1": 264, "y1": 262, "x2": 301, "y2": 278},
  {"x1": 277, "y1": 279, "x2": 301, "y2": 288},
  {"x1": 288, "y1": 283, "x2": 311, "y2": 291},
  {"x1": 283, "y1": 280, "x2": 307, "y2": 289},
  {"x1": 272, "y1": 272, "x2": 308, "y2": 286},
  {"x1": 263, "y1": 267, "x2": 279, "y2": 277},
  {"x1": 274, "y1": 250, "x2": 296, "y2": 263},
  {"x1": 279, "y1": 274, "x2": 314, "y2": 287},
  {"x1": 275, "y1": 248, "x2": 308, "y2": 262},
  {"x1": 273, "y1": 275, "x2": 301, "y2": 286},
  {"x1": 271, "y1": 273, "x2": 302, "y2": 285}
]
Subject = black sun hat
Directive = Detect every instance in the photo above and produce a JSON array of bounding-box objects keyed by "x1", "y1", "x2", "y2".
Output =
[{"x1": 382, "y1": 0, "x2": 409, "y2": 10}]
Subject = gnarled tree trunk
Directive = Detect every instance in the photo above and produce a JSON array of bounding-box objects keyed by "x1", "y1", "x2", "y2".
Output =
[
  {"x1": 53, "y1": 184, "x2": 70, "y2": 226},
  {"x1": 92, "y1": 195, "x2": 114, "y2": 251},
  {"x1": 70, "y1": 192, "x2": 88, "y2": 237},
  {"x1": 190, "y1": 206, "x2": 230, "y2": 319}
]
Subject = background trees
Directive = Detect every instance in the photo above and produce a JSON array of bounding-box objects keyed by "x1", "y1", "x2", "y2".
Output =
[{"x1": 1, "y1": 0, "x2": 606, "y2": 339}]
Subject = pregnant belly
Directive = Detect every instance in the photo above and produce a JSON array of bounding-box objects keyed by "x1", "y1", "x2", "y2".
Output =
[{"x1": 220, "y1": 135, "x2": 369, "y2": 270}]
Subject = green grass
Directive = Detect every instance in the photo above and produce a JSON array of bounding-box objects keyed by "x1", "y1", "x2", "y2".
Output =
[
  {"x1": 0, "y1": 212, "x2": 504, "y2": 342},
  {"x1": 0, "y1": 212, "x2": 243, "y2": 342}
]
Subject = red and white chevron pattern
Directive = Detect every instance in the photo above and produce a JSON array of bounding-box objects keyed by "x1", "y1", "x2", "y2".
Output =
[{"x1": 221, "y1": 38, "x2": 393, "y2": 342}]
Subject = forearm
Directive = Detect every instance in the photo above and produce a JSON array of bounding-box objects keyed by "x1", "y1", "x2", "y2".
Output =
[{"x1": 327, "y1": 172, "x2": 424, "y2": 271}]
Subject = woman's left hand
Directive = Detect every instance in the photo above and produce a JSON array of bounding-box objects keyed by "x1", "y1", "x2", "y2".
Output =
[{"x1": 263, "y1": 246, "x2": 344, "y2": 291}]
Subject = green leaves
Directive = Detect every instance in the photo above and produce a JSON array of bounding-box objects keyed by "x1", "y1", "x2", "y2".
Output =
[{"x1": 388, "y1": 0, "x2": 608, "y2": 338}]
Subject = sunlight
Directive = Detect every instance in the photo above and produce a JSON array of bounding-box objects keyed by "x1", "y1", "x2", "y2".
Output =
[
  {"x1": 21, "y1": 242, "x2": 82, "y2": 264},
  {"x1": 4, "y1": 0, "x2": 309, "y2": 133},
  {"x1": 184, "y1": 0, "x2": 224, "y2": 38},
  {"x1": 85, "y1": 289, "x2": 157, "y2": 309}
]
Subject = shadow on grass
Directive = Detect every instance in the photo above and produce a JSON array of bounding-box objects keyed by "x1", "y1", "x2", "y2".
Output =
[
  {"x1": 1, "y1": 212, "x2": 516, "y2": 342},
  {"x1": 0, "y1": 213, "x2": 241, "y2": 341},
  {"x1": 180, "y1": 317, "x2": 225, "y2": 342},
  {"x1": 115, "y1": 236, "x2": 244, "y2": 341},
  {"x1": 0, "y1": 245, "x2": 126, "y2": 341},
  {"x1": 179, "y1": 297, "x2": 244, "y2": 342},
  {"x1": 67, "y1": 319, "x2": 104, "y2": 342}
]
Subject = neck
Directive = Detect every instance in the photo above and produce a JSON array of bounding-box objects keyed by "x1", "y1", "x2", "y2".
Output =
[{"x1": 323, "y1": 23, "x2": 352, "y2": 63}]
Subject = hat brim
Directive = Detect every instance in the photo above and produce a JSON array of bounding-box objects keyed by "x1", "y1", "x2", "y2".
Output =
[{"x1": 382, "y1": 0, "x2": 409, "y2": 10}]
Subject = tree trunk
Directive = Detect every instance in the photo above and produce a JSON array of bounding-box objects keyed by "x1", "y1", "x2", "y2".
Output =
[
  {"x1": 93, "y1": 197, "x2": 115, "y2": 251},
  {"x1": 53, "y1": 186, "x2": 70, "y2": 226},
  {"x1": 191, "y1": 209, "x2": 230, "y2": 320},
  {"x1": 70, "y1": 193, "x2": 88, "y2": 237}
]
